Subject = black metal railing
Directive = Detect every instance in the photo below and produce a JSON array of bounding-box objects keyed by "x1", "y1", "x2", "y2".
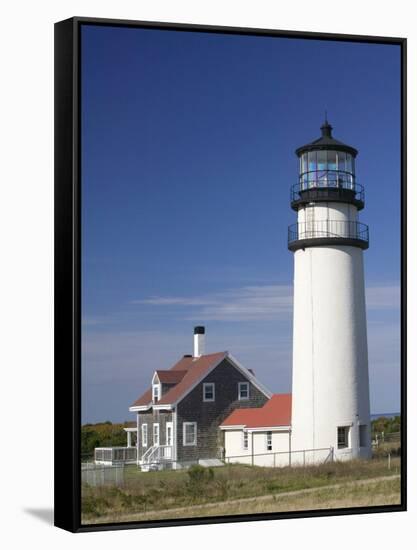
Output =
[
  {"x1": 298, "y1": 169, "x2": 355, "y2": 186},
  {"x1": 291, "y1": 170, "x2": 364, "y2": 205},
  {"x1": 288, "y1": 220, "x2": 369, "y2": 248}
]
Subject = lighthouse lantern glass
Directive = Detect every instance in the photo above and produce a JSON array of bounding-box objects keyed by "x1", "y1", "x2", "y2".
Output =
[
  {"x1": 299, "y1": 150, "x2": 355, "y2": 190},
  {"x1": 308, "y1": 151, "x2": 316, "y2": 184},
  {"x1": 327, "y1": 150, "x2": 337, "y2": 171},
  {"x1": 317, "y1": 150, "x2": 327, "y2": 184},
  {"x1": 337, "y1": 151, "x2": 346, "y2": 172}
]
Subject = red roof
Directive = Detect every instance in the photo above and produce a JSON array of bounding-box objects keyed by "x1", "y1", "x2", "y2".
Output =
[
  {"x1": 130, "y1": 352, "x2": 227, "y2": 408},
  {"x1": 220, "y1": 394, "x2": 292, "y2": 428},
  {"x1": 155, "y1": 370, "x2": 187, "y2": 384}
]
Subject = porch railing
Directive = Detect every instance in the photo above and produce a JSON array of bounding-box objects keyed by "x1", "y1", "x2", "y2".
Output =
[
  {"x1": 140, "y1": 445, "x2": 173, "y2": 470},
  {"x1": 94, "y1": 446, "x2": 137, "y2": 465}
]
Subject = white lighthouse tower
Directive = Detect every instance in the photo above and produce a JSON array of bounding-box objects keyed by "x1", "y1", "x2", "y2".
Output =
[{"x1": 289, "y1": 120, "x2": 371, "y2": 462}]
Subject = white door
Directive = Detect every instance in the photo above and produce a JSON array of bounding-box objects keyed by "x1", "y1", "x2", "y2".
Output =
[
  {"x1": 166, "y1": 422, "x2": 173, "y2": 445},
  {"x1": 166, "y1": 422, "x2": 173, "y2": 459}
]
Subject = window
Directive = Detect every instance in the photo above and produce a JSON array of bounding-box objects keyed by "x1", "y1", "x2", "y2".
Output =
[
  {"x1": 317, "y1": 150, "x2": 327, "y2": 185},
  {"x1": 337, "y1": 151, "x2": 346, "y2": 172},
  {"x1": 238, "y1": 382, "x2": 249, "y2": 401},
  {"x1": 141, "y1": 424, "x2": 148, "y2": 447},
  {"x1": 345, "y1": 154, "x2": 353, "y2": 175},
  {"x1": 327, "y1": 150, "x2": 337, "y2": 172},
  {"x1": 359, "y1": 425, "x2": 367, "y2": 447},
  {"x1": 152, "y1": 384, "x2": 160, "y2": 402},
  {"x1": 266, "y1": 431, "x2": 272, "y2": 451},
  {"x1": 308, "y1": 150, "x2": 317, "y2": 173},
  {"x1": 243, "y1": 431, "x2": 249, "y2": 451},
  {"x1": 300, "y1": 153, "x2": 308, "y2": 189},
  {"x1": 203, "y1": 382, "x2": 215, "y2": 402},
  {"x1": 153, "y1": 423, "x2": 160, "y2": 446},
  {"x1": 183, "y1": 422, "x2": 197, "y2": 446},
  {"x1": 337, "y1": 426, "x2": 350, "y2": 449}
]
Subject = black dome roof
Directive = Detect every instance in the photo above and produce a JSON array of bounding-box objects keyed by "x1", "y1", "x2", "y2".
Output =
[{"x1": 295, "y1": 120, "x2": 358, "y2": 158}]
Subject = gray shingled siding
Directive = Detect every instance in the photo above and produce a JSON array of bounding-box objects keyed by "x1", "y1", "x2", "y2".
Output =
[
  {"x1": 176, "y1": 358, "x2": 268, "y2": 462},
  {"x1": 137, "y1": 410, "x2": 172, "y2": 459}
]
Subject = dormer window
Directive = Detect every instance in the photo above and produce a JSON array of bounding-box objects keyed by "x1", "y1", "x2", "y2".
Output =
[
  {"x1": 152, "y1": 383, "x2": 161, "y2": 402},
  {"x1": 151, "y1": 372, "x2": 161, "y2": 403}
]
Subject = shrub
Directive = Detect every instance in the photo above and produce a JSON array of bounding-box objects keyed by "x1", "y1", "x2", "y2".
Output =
[
  {"x1": 186, "y1": 465, "x2": 215, "y2": 498},
  {"x1": 187, "y1": 464, "x2": 212, "y2": 485}
]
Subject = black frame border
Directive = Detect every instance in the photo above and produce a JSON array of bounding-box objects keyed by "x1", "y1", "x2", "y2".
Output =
[{"x1": 54, "y1": 16, "x2": 407, "y2": 533}]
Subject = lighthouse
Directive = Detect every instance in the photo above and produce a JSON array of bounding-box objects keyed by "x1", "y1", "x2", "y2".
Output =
[{"x1": 289, "y1": 120, "x2": 371, "y2": 462}]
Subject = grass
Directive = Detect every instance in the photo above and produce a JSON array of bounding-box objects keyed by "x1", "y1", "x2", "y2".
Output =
[
  {"x1": 81, "y1": 455, "x2": 401, "y2": 524},
  {"x1": 100, "y1": 476, "x2": 400, "y2": 522}
]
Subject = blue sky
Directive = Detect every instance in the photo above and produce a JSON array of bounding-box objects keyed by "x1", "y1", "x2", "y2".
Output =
[{"x1": 81, "y1": 24, "x2": 401, "y2": 424}]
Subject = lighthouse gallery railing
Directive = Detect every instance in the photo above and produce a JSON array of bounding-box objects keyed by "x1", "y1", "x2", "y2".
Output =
[
  {"x1": 288, "y1": 220, "x2": 369, "y2": 246},
  {"x1": 291, "y1": 178, "x2": 364, "y2": 205}
]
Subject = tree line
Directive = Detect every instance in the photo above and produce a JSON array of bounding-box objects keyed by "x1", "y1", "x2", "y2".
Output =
[{"x1": 81, "y1": 421, "x2": 135, "y2": 459}]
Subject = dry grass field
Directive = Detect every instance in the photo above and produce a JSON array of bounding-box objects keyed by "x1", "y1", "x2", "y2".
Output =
[
  {"x1": 97, "y1": 476, "x2": 400, "y2": 522},
  {"x1": 81, "y1": 452, "x2": 401, "y2": 525}
]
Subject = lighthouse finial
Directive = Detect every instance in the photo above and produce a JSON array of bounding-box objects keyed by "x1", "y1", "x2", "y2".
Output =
[{"x1": 321, "y1": 114, "x2": 332, "y2": 137}]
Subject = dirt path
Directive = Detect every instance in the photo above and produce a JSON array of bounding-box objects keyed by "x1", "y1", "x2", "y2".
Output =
[{"x1": 88, "y1": 474, "x2": 400, "y2": 524}]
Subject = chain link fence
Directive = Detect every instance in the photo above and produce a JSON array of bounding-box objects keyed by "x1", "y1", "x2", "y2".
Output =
[{"x1": 82, "y1": 462, "x2": 126, "y2": 486}]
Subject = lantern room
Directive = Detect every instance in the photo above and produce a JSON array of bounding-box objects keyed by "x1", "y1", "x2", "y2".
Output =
[{"x1": 291, "y1": 120, "x2": 364, "y2": 211}]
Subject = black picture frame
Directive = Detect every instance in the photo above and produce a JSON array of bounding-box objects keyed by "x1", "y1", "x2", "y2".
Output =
[{"x1": 54, "y1": 16, "x2": 407, "y2": 533}]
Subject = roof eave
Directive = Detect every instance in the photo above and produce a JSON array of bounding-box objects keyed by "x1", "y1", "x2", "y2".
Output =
[
  {"x1": 220, "y1": 424, "x2": 247, "y2": 430},
  {"x1": 129, "y1": 404, "x2": 152, "y2": 412},
  {"x1": 295, "y1": 142, "x2": 358, "y2": 158},
  {"x1": 246, "y1": 425, "x2": 291, "y2": 432},
  {"x1": 226, "y1": 352, "x2": 273, "y2": 400},
  {"x1": 153, "y1": 403, "x2": 174, "y2": 410}
]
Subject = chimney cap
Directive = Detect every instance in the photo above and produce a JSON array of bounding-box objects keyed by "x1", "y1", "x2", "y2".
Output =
[{"x1": 194, "y1": 326, "x2": 205, "y2": 335}]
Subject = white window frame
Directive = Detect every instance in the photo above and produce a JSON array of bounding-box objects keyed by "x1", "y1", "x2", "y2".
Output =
[
  {"x1": 337, "y1": 426, "x2": 350, "y2": 449},
  {"x1": 243, "y1": 431, "x2": 249, "y2": 451},
  {"x1": 153, "y1": 423, "x2": 160, "y2": 446},
  {"x1": 152, "y1": 384, "x2": 161, "y2": 402},
  {"x1": 266, "y1": 431, "x2": 272, "y2": 451},
  {"x1": 238, "y1": 382, "x2": 249, "y2": 401},
  {"x1": 183, "y1": 422, "x2": 197, "y2": 446},
  {"x1": 203, "y1": 382, "x2": 215, "y2": 402},
  {"x1": 141, "y1": 423, "x2": 148, "y2": 447}
]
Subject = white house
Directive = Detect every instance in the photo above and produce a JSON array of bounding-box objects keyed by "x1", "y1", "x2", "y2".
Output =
[{"x1": 220, "y1": 394, "x2": 293, "y2": 467}]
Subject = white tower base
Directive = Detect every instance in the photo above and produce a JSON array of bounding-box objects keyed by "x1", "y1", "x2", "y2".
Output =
[{"x1": 291, "y1": 245, "x2": 371, "y2": 463}]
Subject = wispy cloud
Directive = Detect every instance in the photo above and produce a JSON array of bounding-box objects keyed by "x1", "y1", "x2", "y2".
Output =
[
  {"x1": 365, "y1": 285, "x2": 400, "y2": 310},
  {"x1": 134, "y1": 285, "x2": 293, "y2": 321},
  {"x1": 82, "y1": 284, "x2": 400, "y2": 422},
  {"x1": 133, "y1": 296, "x2": 215, "y2": 306},
  {"x1": 133, "y1": 283, "x2": 400, "y2": 322}
]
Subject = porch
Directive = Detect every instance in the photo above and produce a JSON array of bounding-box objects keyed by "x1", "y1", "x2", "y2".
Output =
[
  {"x1": 94, "y1": 446, "x2": 137, "y2": 465},
  {"x1": 94, "y1": 427, "x2": 138, "y2": 465}
]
